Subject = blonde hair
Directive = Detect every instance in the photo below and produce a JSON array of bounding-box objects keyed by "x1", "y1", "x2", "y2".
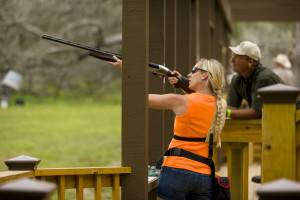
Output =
[{"x1": 196, "y1": 58, "x2": 227, "y2": 147}]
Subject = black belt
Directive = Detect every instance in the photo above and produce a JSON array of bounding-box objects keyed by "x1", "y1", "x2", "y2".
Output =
[
  {"x1": 163, "y1": 147, "x2": 212, "y2": 167},
  {"x1": 156, "y1": 134, "x2": 210, "y2": 169},
  {"x1": 173, "y1": 134, "x2": 206, "y2": 142}
]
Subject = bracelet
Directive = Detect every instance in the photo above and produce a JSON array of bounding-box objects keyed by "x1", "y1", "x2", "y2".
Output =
[{"x1": 226, "y1": 109, "x2": 232, "y2": 118}]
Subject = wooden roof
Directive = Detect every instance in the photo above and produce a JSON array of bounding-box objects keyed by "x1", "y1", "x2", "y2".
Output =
[{"x1": 228, "y1": 0, "x2": 300, "y2": 21}]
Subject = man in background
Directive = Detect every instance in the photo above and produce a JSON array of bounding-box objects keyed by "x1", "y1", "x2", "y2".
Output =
[{"x1": 226, "y1": 41, "x2": 283, "y2": 119}]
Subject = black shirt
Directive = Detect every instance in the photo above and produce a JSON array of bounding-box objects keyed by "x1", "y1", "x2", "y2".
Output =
[{"x1": 227, "y1": 64, "x2": 283, "y2": 114}]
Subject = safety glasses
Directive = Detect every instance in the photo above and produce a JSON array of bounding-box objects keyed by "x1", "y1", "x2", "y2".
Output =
[{"x1": 191, "y1": 65, "x2": 212, "y2": 77}]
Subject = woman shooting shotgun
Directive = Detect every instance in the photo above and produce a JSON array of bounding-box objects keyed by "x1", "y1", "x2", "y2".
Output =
[{"x1": 108, "y1": 56, "x2": 227, "y2": 200}]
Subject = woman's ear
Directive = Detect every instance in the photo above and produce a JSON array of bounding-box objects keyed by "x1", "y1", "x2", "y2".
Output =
[{"x1": 201, "y1": 72, "x2": 209, "y2": 80}]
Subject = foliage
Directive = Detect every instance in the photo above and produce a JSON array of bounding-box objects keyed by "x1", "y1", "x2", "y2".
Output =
[
  {"x1": 231, "y1": 22, "x2": 297, "y2": 68},
  {"x1": 0, "y1": 0, "x2": 122, "y2": 96}
]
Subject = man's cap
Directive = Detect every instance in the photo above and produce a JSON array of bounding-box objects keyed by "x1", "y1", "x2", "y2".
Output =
[
  {"x1": 229, "y1": 41, "x2": 262, "y2": 61},
  {"x1": 272, "y1": 54, "x2": 291, "y2": 68}
]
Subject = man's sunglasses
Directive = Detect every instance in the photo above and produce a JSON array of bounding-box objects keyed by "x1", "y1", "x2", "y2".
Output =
[{"x1": 191, "y1": 66, "x2": 213, "y2": 77}]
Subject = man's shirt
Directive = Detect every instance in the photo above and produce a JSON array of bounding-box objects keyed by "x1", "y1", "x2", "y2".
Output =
[{"x1": 227, "y1": 64, "x2": 283, "y2": 114}]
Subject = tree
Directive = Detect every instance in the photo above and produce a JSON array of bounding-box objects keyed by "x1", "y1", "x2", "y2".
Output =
[{"x1": 0, "y1": 0, "x2": 122, "y2": 96}]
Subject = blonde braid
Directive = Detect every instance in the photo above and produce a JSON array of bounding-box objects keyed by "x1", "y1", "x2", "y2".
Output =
[
  {"x1": 214, "y1": 90, "x2": 227, "y2": 147},
  {"x1": 202, "y1": 59, "x2": 227, "y2": 147}
]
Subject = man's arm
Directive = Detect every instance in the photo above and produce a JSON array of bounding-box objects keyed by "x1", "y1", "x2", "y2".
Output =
[{"x1": 229, "y1": 107, "x2": 260, "y2": 119}]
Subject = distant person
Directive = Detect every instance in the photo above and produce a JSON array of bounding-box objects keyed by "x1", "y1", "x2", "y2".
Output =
[
  {"x1": 1, "y1": 70, "x2": 23, "y2": 109},
  {"x1": 226, "y1": 41, "x2": 283, "y2": 119},
  {"x1": 272, "y1": 54, "x2": 294, "y2": 85}
]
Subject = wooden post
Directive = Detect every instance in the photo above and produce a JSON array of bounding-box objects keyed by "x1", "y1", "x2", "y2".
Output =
[
  {"x1": 258, "y1": 84, "x2": 300, "y2": 183},
  {"x1": 149, "y1": 0, "x2": 165, "y2": 166},
  {"x1": 0, "y1": 178, "x2": 56, "y2": 200},
  {"x1": 199, "y1": 0, "x2": 211, "y2": 59},
  {"x1": 4, "y1": 155, "x2": 40, "y2": 171},
  {"x1": 163, "y1": 0, "x2": 177, "y2": 150},
  {"x1": 297, "y1": 110, "x2": 300, "y2": 181},
  {"x1": 190, "y1": 0, "x2": 197, "y2": 64},
  {"x1": 176, "y1": 0, "x2": 193, "y2": 75},
  {"x1": 209, "y1": 0, "x2": 216, "y2": 58},
  {"x1": 122, "y1": 0, "x2": 149, "y2": 199},
  {"x1": 257, "y1": 179, "x2": 300, "y2": 200},
  {"x1": 225, "y1": 143, "x2": 249, "y2": 200}
]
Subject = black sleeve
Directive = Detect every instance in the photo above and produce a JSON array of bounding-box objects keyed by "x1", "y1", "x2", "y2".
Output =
[
  {"x1": 227, "y1": 76, "x2": 242, "y2": 108},
  {"x1": 251, "y1": 76, "x2": 281, "y2": 113}
]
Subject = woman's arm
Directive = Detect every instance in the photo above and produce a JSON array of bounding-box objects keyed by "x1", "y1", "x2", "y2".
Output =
[
  {"x1": 107, "y1": 57, "x2": 188, "y2": 115},
  {"x1": 149, "y1": 94, "x2": 188, "y2": 115}
]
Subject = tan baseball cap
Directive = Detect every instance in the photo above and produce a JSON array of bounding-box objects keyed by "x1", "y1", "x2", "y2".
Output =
[
  {"x1": 272, "y1": 54, "x2": 291, "y2": 68},
  {"x1": 229, "y1": 41, "x2": 261, "y2": 61}
]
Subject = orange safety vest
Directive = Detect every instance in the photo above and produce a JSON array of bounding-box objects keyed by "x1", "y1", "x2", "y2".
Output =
[{"x1": 163, "y1": 93, "x2": 216, "y2": 175}]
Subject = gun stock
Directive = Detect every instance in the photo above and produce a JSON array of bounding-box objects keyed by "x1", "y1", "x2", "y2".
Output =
[{"x1": 41, "y1": 34, "x2": 194, "y2": 93}]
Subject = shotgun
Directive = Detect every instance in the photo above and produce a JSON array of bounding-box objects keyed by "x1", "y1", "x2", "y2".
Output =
[{"x1": 41, "y1": 34, "x2": 193, "y2": 93}]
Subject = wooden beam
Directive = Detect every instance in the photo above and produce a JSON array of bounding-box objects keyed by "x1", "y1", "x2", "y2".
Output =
[
  {"x1": 122, "y1": 0, "x2": 149, "y2": 199},
  {"x1": 228, "y1": 0, "x2": 300, "y2": 21},
  {"x1": 164, "y1": 0, "x2": 177, "y2": 150},
  {"x1": 199, "y1": 0, "x2": 211, "y2": 58},
  {"x1": 149, "y1": 0, "x2": 165, "y2": 166},
  {"x1": 217, "y1": 0, "x2": 233, "y2": 32},
  {"x1": 176, "y1": 0, "x2": 193, "y2": 74}
]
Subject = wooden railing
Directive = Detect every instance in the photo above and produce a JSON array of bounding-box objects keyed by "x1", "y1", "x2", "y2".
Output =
[
  {"x1": 0, "y1": 167, "x2": 131, "y2": 200},
  {"x1": 220, "y1": 119, "x2": 261, "y2": 200},
  {"x1": 295, "y1": 109, "x2": 300, "y2": 181}
]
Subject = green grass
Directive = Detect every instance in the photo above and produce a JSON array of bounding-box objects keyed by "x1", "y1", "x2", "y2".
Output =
[{"x1": 0, "y1": 98, "x2": 121, "y2": 170}]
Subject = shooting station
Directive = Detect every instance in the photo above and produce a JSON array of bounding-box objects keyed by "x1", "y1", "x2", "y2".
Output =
[{"x1": 1, "y1": 0, "x2": 300, "y2": 200}]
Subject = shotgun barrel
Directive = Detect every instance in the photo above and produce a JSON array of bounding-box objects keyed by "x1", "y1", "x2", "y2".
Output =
[{"x1": 41, "y1": 34, "x2": 193, "y2": 93}]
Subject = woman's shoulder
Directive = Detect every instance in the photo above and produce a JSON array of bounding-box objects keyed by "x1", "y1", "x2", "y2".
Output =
[{"x1": 188, "y1": 92, "x2": 216, "y2": 102}]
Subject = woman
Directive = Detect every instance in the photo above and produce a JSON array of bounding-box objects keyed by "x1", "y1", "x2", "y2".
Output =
[{"x1": 109, "y1": 57, "x2": 227, "y2": 200}]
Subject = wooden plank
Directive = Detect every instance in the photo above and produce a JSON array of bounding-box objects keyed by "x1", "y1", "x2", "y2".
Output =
[
  {"x1": 199, "y1": 0, "x2": 211, "y2": 58},
  {"x1": 222, "y1": 120, "x2": 262, "y2": 143},
  {"x1": 34, "y1": 167, "x2": 131, "y2": 176},
  {"x1": 296, "y1": 110, "x2": 300, "y2": 122},
  {"x1": 176, "y1": 0, "x2": 192, "y2": 75},
  {"x1": 209, "y1": 0, "x2": 217, "y2": 58},
  {"x1": 94, "y1": 175, "x2": 102, "y2": 200},
  {"x1": 112, "y1": 175, "x2": 120, "y2": 200},
  {"x1": 148, "y1": 0, "x2": 165, "y2": 166},
  {"x1": 225, "y1": 143, "x2": 248, "y2": 200},
  {"x1": 229, "y1": 0, "x2": 300, "y2": 9},
  {"x1": 242, "y1": 144, "x2": 249, "y2": 200},
  {"x1": 231, "y1": 8, "x2": 300, "y2": 21},
  {"x1": 261, "y1": 104, "x2": 296, "y2": 182},
  {"x1": 164, "y1": 0, "x2": 177, "y2": 150},
  {"x1": 76, "y1": 176, "x2": 84, "y2": 200},
  {"x1": 57, "y1": 176, "x2": 65, "y2": 200},
  {"x1": 122, "y1": 0, "x2": 149, "y2": 199},
  {"x1": 190, "y1": 0, "x2": 197, "y2": 64},
  {"x1": 296, "y1": 121, "x2": 300, "y2": 181},
  {"x1": 228, "y1": 0, "x2": 300, "y2": 21},
  {"x1": 0, "y1": 171, "x2": 33, "y2": 184},
  {"x1": 216, "y1": 0, "x2": 232, "y2": 32}
]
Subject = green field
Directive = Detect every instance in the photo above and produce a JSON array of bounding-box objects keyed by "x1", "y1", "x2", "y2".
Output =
[{"x1": 0, "y1": 98, "x2": 121, "y2": 170}]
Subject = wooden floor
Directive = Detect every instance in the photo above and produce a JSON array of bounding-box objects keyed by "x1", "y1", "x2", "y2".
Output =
[{"x1": 219, "y1": 163, "x2": 261, "y2": 200}]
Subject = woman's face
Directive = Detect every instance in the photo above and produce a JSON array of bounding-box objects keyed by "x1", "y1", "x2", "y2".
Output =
[{"x1": 188, "y1": 64, "x2": 209, "y2": 90}]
